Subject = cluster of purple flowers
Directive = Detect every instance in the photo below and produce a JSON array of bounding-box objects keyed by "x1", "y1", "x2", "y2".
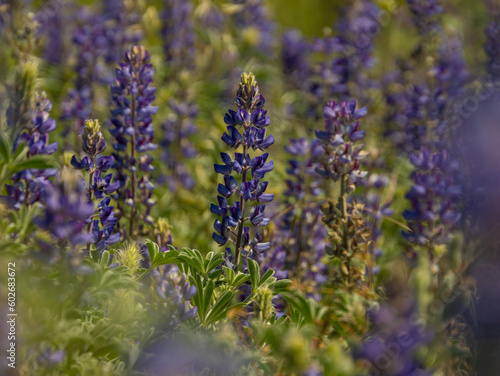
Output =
[
  {"x1": 157, "y1": 269, "x2": 198, "y2": 327},
  {"x1": 102, "y1": 0, "x2": 143, "y2": 67},
  {"x1": 211, "y1": 73, "x2": 275, "y2": 270},
  {"x1": 71, "y1": 120, "x2": 120, "y2": 254},
  {"x1": 315, "y1": 99, "x2": 373, "y2": 289},
  {"x1": 311, "y1": 0, "x2": 380, "y2": 106},
  {"x1": 34, "y1": 169, "x2": 94, "y2": 251},
  {"x1": 281, "y1": 29, "x2": 311, "y2": 91},
  {"x1": 486, "y1": 11, "x2": 500, "y2": 81},
  {"x1": 61, "y1": 3, "x2": 142, "y2": 131},
  {"x1": 262, "y1": 138, "x2": 327, "y2": 296},
  {"x1": 35, "y1": 0, "x2": 65, "y2": 65},
  {"x1": 161, "y1": 0, "x2": 196, "y2": 71},
  {"x1": 7, "y1": 91, "x2": 58, "y2": 209},
  {"x1": 315, "y1": 100, "x2": 368, "y2": 184},
  {"x1": 403, "y1": 148, "x2": 461, "y2": 252},
  {"x1": 356, "y1": 297, "x2": 433, "y2": 375},
  {"x1": 160, "y1": 99, "x2": 198, "y2": 191},
  {"x1": 407, "y1": 0, "x2": 443, "y2": 36},
  {"x1": 109, "y1": 45, "x2": 158, "y2": 239},
  {"x1": 60, "y1": 8, "x2": 107, "y2": 130},
  {"x1": 383, "y1": 36, "x2": 468, "y2": 154}
]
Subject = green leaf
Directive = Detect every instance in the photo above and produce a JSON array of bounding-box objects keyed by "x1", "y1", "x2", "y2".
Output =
[
  {"x1": 145, "y1": 239, "x2": 159, "y2": 262},
  {"x1": 190, "y1": 274, "x2": 205, "y2": 321},
  {"x1": 177, "y1": 254, "x2": 205, "y2": 274},
  {"x1": 247, "y1": 258, "x2": 260, "y2": 292},
  {"x1": 233, "y1": 273, "x2": 250, "y2": 288},
  {"x1": 207, "y1": 255, "x2": 225, "y2": 273},
  {"x1": 206, "y1": 290, "x2": 235, "y2": 325},
  {"x1": 100, "y1": 251, "x2": 111, "y2": 267},
  {"x1": 223, "y1": 266, "x2": 235, "y2": 284},
  {"x1": 201, "y1": 279, "x2": 215, "y2": 322},
  {"x1": 259, "y1": 268, "x2": 275, "y2": 286},
  {"x1": 208, "y1": 269, "x2": 224, "y2": 280},
  {"x1": 268, "y1": 279, "x2": 292, "y2": 294},
  {"x1": 12, "y1": 155, "x2": 54, "y2": 172},
  {"x1": 0, "y1": 133, "x2": 10, "y2": 162}
]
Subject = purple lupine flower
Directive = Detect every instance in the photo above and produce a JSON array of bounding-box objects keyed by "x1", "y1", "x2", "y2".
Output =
[
  {"x1": 71, "y1": 120, "x2": 120, "y2": 254},
  {"x1": 383, "y1": 38, "x2": 468, "y2": 154},
  {"x1": 161, "y1": 0, "x2": 196, "y2": 71},
  {"x1": 109, "y1": 45, "x2": 158, "y2": 240},
  {"x1": 362, "y1": 174, "x2": 394, "y2": 245},
  {"x1": 6, "y1": 91, "x2": 58, "y2": 209},
  {"x1": 156, "y1": 268, "x2": 198, "y2": 327},
  {"x1": 262, "y1": 138, "x2": 327, "y2": 299},
  {"x1": 355, "y1": 297, "x2": 434, "y2": 375},
  {"x1": 231, "y1": 0, "x2": 276, "y2": 56},
  {"x1": 315, "y1": 100, "x2": 368, "y2": 183},
  {"x1": 360, "y1": 174, "x2": 393, "y2": 282},
  {"x1": 61, "y1": 8, "x2": 108, "y2": 131},
  {"x1": 403, "y1": 148, "x2": 461, "y2": 255},
  {"x1": 281, "y1": 29, "x2": 311, "y2": 91},
  {"x1": 35, "y1": 1, "x2": 66, "y2": 65},
  {"x1": 101, "y1": 0, "x2": 143, "y2": 67},
  {"x1": 316, "y1": 99, "x2": 372, "y2": 289},
  {"x1": 34, "y1": 169, "x2": 94, "y2": 249},
  {"x1": 211, "y1": 73, "x2": 274, "y2": 270},
  {"x1": 486, "y1": 12, "x2": 500, "y2": 81},
  {"x1": 159, "y1": 99, "x2": 198, "y2": 192},
  {"x1": 407, "y1": 0, "x2": 442, "y2": 36},
  {"x1": 310, "y1": 0, "x2": 381, "y2": 107},
  {"x1": 431, "y1": 37, "x2": 469, "y2": 147}
]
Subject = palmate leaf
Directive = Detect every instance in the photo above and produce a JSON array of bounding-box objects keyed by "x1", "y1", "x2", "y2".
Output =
[
  {"x1": 137, "y1": 241, "x2": 180, "y2": 281},
  {"x1": 205, "y1": 290, "x2": 237, "y2": 325}
]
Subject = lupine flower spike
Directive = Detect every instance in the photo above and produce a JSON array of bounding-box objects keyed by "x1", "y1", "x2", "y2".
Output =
[
  {"x1": 109, "y1": 45, "x2": 158, "y2": 240},
  {"x1": 71, "y1": 119, "x2": 120, "y2": 255},
  {"x1": 211, "y1": 73, "x2": 275, "y2": 270},
  {"x1": 7, "y1": 91, "x2": 58, "y2": 209},
  {"x1": 316, "y1": 100, "x2": 371, "y2": 290}
]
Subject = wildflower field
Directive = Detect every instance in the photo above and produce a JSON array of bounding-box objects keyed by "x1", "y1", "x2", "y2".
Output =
[{"x1": 0, "y1": 0, "x2": 498, "y2": 375}]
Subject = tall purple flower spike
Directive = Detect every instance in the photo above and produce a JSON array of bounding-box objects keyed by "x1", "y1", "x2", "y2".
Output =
[
  {"x1": 109, "y1": 45, "x2": 159, "y2": 239},
  {"x1": 211, "y1": 73, "x2": 275, "y2": 270}
]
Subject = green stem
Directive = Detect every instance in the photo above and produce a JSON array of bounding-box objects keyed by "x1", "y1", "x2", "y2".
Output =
[
  {"x1": 129, "y1": 95, "x2": 137, "y2": 239},
  {"x1": 86, "y1": 161, "x2": 95, "y2": 257},
  {"x1": 340, "y1": 173, "x2": 351, "y2": 285},
  {"x1": 234, "y1": 143, "x2": 248, "y2": 271}
]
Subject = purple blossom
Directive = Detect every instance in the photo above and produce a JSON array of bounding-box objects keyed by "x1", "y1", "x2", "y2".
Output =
[
  {"x1": 355, "y1": 297, "x2": 434, "y2": 375},
  {"x1": 407, "y1": 0, "x2": 442, "y2": 36},
  {"x1": 161, "y1": 0, "x2": 196, "y2": 71},
  {"x1": 156, "y1": 268, "x2": 198, "y2": 327},
  {"x1": 7, "y1": 92, "x2": 58, "y2": 209},
  {"x1": 109, "y1": 45, "x2": 158, "y2": 239},
  {"x1": 311, "y1": 0, "x2": 381, "y2": 106},
  {"x1": 34, "y1": 171, "x2": 94, "y2": 249},
  {"x1": 315, "y1": 100, "x2": 368, "y2": 184},
  {"x1": 262, "y1": 138, "x2": 327, "y2": 300},
  {"x1": 486, "y1": 13, "x2": 500, "y2": 81},
  {"x1": 102, "y1": 0, "x2": 143, "y2": 66},
  {"x1": 212, "y1": 73, "x2": 274, "y2": 270},
  {"x1": 281, "y1": 29, "x2": 311, "y2": 91},
  {"x1": 71, "y1": 120, "x2": 120, "y2": 254},
  {"x1": 159, "y1": 99, "x2": 198, "y2": 191},
  {"x1": 403, "y1": 148, "x2": 461, "y2": 251}
]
